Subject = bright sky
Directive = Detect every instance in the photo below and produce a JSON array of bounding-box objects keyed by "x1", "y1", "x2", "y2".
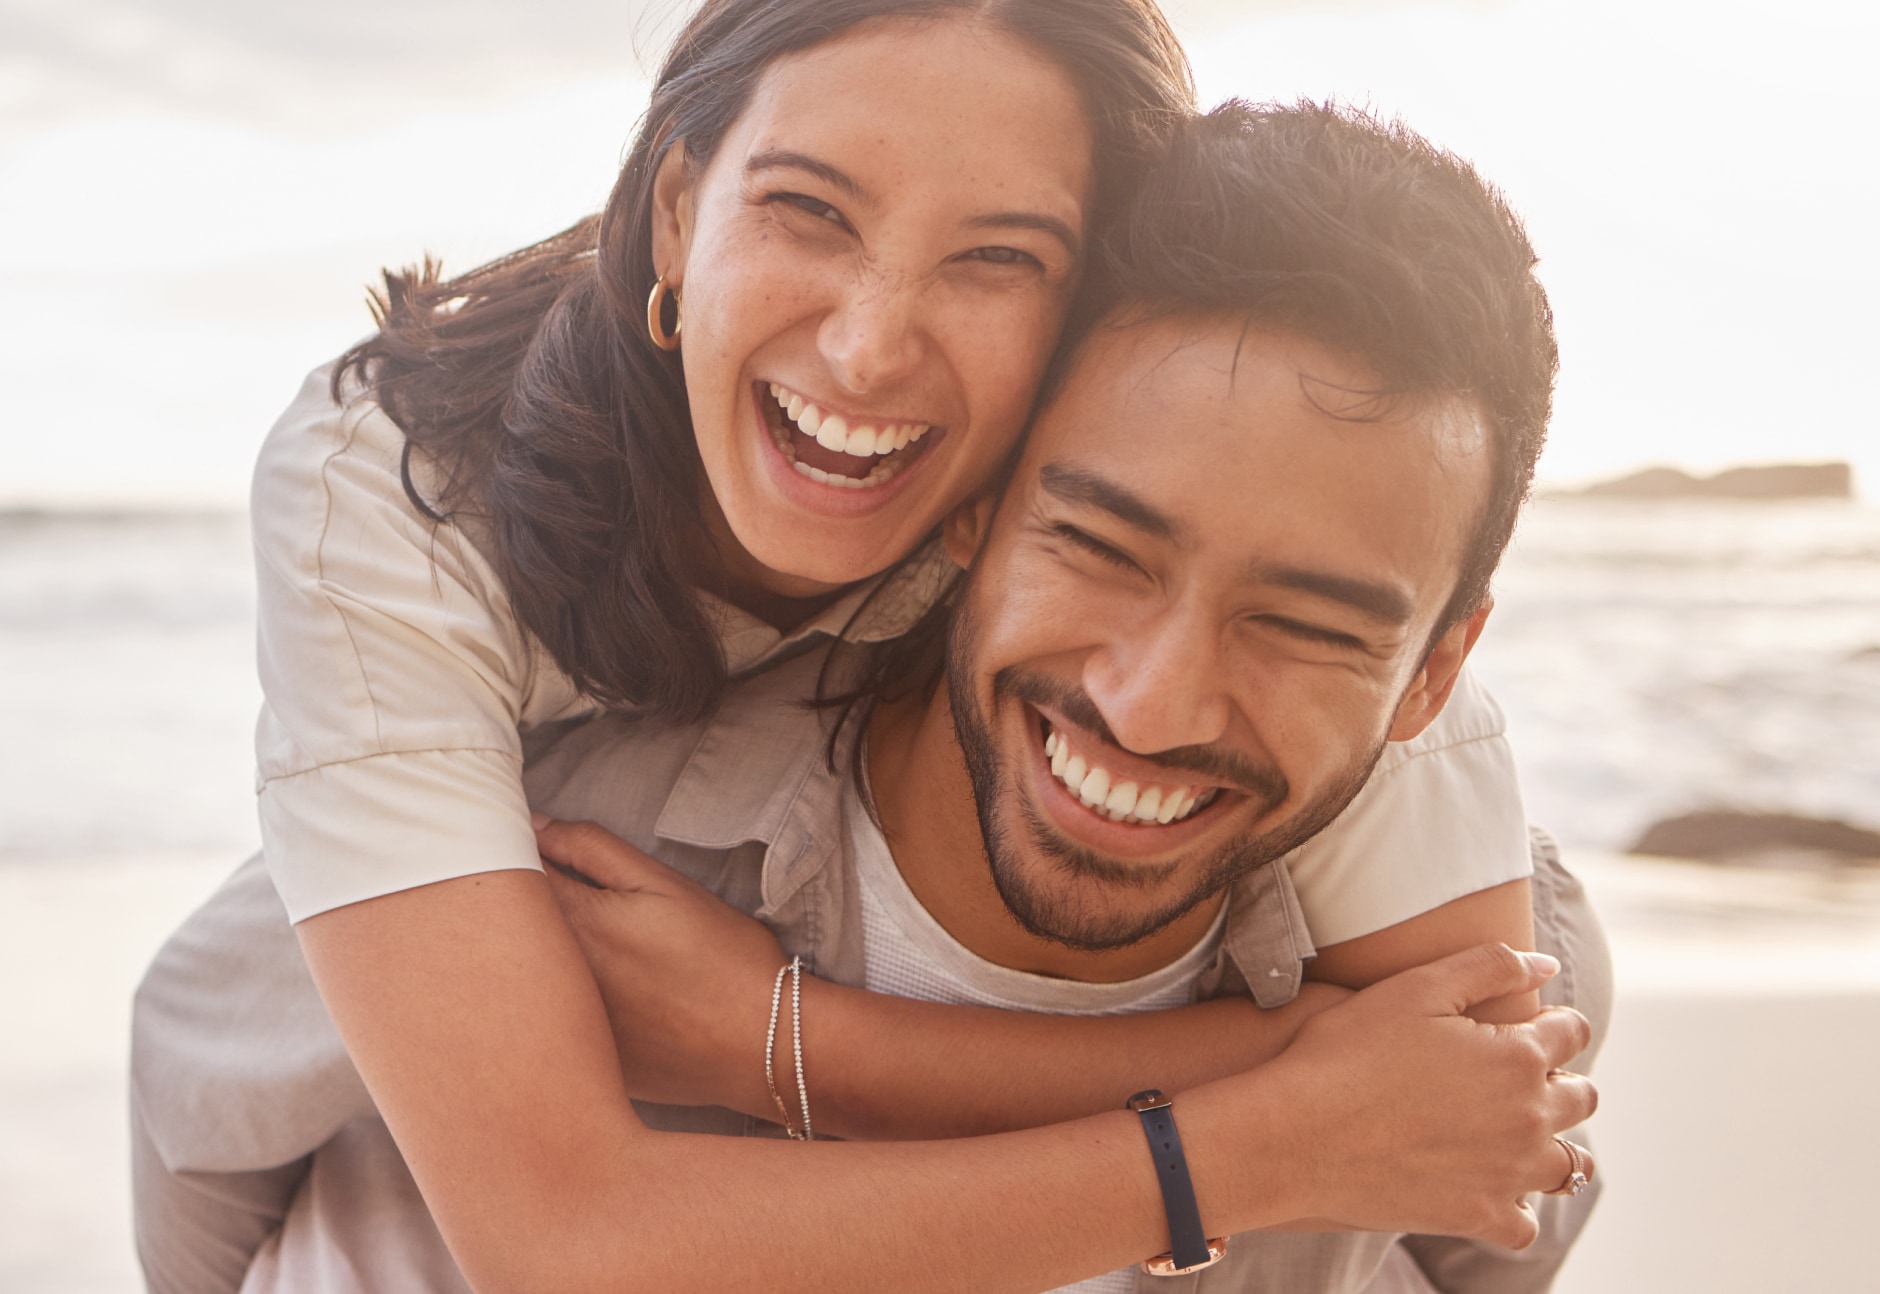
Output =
[{"x1": 2, "y1": 0, "x2": 1874, "y2": 506}]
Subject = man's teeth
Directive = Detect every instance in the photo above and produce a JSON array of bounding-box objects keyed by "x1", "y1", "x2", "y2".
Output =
[
  {"x1": 770, "y1": 383, "x2": 930, "y2": 460},
  {"x1": 1042, "y1": 729, "x2": 1217, "y2": 826}
]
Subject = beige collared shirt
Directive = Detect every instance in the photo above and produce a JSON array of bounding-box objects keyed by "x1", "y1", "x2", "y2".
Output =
[
  {"x1": 249, "y1": 361, "x2": 950, "y2": 923},
  {"x1": 248, "y1": 361, "x2": 1532, "y2": 936}
]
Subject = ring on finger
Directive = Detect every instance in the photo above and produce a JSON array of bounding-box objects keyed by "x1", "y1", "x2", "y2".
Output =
[{"x1": 1545, "y1": 1136, "x2": 1592, "y2": 1196}]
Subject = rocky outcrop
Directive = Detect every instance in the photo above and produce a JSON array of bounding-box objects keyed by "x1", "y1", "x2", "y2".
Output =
[
  {"x1": 1571, "y1": 463, "x2": 1853, "y2": 500},
  {"x1": 1631, "y1": 811, "x2": 1880, "y2": 865}
]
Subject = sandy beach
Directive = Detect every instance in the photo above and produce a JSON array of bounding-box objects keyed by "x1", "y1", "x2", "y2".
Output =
[{"x1": 4, "y1": 849, "x2": 1876, "y2": 1293}]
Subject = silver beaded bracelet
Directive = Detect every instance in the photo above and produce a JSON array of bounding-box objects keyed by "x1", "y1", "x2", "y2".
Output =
[{"x1": 764, "y1": 956, "x2": 813, "y2": 1141}]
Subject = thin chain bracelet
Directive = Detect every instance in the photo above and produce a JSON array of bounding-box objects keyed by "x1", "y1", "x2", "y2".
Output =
[
  {"x1": 790, "y1": 955, "x2": 812, "y2": 1141},
  {"x1": 764, "y1": 957, "x2": 812, "y2": 1140},
  {"x1": 764, "y1": 959, "x2": 799, "y2": 1137}
]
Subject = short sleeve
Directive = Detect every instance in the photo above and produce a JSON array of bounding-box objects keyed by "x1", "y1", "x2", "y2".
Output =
[
  {"x1": 1283, "y1": 667, "x2": 1532, "y2": 947},
  {"x1": 251, "y1": 363, "x2": 583, "y2": 923}
]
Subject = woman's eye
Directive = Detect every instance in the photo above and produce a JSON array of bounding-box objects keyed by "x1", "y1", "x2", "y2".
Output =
[
  {"x1": 772, "y1": 192, "x2": 846, "y2": 226},
  {"x1": 966, "y1": 245, "x2": 1042, "y2": 269}
]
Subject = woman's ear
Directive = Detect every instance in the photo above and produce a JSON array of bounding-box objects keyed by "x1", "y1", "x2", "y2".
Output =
[
  {"x1": 649, "y1": 140, "x2": 695, "y2": 285},
  {"x1": 941, "y1": 492, "x2": 1000, "y2": 571},
  {"x1": 1387, "y1": 597, "x2": 1493, "y2": 742}
]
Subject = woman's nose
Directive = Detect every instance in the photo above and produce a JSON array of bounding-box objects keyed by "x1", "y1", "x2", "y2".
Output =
[{"x1": 817, "y1": 270, "x2": 926, "y2": 395}]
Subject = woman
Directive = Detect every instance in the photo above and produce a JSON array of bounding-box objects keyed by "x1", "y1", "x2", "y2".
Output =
[{"x1": 136, "y1": 2, "x2": 1591, "y2": 1290}]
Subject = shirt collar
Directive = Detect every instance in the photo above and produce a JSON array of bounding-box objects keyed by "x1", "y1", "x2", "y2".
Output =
[
  {"x1": 700, "y1": 538, "x2": 957, "y2": 678},
  {"x1": 650, "y1": 625, "x2": 1316, "y2": 997},
  {"x1": 651, "y1": 646, "x2": 858, "y2": 915}
]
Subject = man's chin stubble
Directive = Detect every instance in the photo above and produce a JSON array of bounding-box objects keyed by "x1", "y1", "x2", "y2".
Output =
[
  {"x1": 980, "y1": 791, "x2": 1330, "y2": 953},
  {"x1": 942, "y1": 573, "x2": 1383, "y2": 953}
]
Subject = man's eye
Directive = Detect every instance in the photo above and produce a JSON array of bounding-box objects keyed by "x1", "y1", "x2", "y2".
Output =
[
  {"x1": 1255, "y1": 616, "x2": 1364, "y2": 650},
  {"x1": 1050, "y1": 523, "x2": 1139, "y2": 572}
]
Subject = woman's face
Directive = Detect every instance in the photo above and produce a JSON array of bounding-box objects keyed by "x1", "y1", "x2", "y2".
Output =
[{"x1": 654, "y1": 15, "x2": 1096, "y2": 601}]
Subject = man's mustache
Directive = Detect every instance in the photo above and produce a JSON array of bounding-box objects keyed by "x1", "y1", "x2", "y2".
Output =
[{"x1": 991, "y1": 666, "x2": 1289, "y2": 805}]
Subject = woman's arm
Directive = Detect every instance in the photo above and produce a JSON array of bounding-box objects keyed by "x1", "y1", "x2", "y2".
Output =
[
  {"x1": 532, "y1": 819, "x2": 1537, "y2": 1148},
  {"x1": 300, "y1": 866, "x2": 1588, "y2": 1294},
  {"x1": 1306, "y1": 878, "x2": 1538, "y2": 1024},
  {"x1": 809, "y1": 881, "x2": 1537, "y2": 1140}
]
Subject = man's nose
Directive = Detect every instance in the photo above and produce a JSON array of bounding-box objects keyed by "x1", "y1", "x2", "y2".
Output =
[
  {"x1": 1081, "y1": 601, "x2": 1232, "y2": 757},
  {"x1": 817, "y1": 269, "x2": 926, "y2": 395}
]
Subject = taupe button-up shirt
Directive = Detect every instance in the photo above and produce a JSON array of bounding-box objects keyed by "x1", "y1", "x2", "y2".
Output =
[{"x1": 136, "y1": 644, "x2": 1603, "y2": 1293}]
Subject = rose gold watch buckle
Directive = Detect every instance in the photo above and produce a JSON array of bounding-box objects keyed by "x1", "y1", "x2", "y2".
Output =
[{"x1": 1140, "y1": 1237, "x2": 1229, "y2": 1276}]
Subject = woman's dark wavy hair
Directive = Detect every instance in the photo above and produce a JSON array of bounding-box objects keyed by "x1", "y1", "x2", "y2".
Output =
[{"x1": 335, "y1": 0, "x2": 1194, "y2": 723}]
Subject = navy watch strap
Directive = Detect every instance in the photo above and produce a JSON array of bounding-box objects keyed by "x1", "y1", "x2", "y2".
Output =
[{"x1": 1128, "y1": 1090, "x2": 1213, "y2": 1273}]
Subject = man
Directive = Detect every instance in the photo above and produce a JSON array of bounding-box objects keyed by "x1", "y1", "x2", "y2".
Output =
[{"x1": 134, "y1": 102, "x2": 1604, "y2": 1293}]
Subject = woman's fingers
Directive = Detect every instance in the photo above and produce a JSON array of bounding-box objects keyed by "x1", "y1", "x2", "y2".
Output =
[
  {"x1": 1528, "y1": 1004, "x2": 1595, "y2": 1073},
  {"x1": 1542, "y1": 1065, "x2": 1599, "y2": 1131},
  {"x1": 532, "y1": 816, "x2": 668, "y2": 893},
  {"x1": 1370, "y1": 942, "x2": 1560, "y2": 1018},
  {"x1": 1485, "y1": 1199, "x2": 1540, "y2": 1252}
]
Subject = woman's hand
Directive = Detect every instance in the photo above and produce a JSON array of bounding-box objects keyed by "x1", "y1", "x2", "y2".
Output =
[
  {"x1": 1228, "y1": 943, "x2": 1597, "y2": 1246},
  {"x1": 533, "y1": 815, "x2": 787, "y2": 1114}
]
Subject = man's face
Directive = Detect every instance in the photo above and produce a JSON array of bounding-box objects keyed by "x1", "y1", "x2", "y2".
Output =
[{"x1": 944, "y1": 314, "x2": 1494, "y2": 950}]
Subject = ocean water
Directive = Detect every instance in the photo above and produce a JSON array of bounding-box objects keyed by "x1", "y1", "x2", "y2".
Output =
[
  {"x1": 1471, "y1": 497, "x2": 1880, "y2": 851},
  {"x1": 1, "y1": 497, "x2": 1876, "y2": 863},
  {"x1": 0, "y1": 510, "x2": 261, "y2": 861}
]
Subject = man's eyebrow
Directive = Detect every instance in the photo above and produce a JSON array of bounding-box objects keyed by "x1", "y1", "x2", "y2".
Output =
[
  {"x1": 1038, "y1": 462, "x2": 1178, "y2": 541},
  {"x1": 744, "y1": 149, "x2": 869, "y2": 203},
  {"x1": 964, "y1": 210, "x2": 1080, "y2": 257},
  {"x1": 1252, "y1": 564, "x2": 1417, "y2": 627}
]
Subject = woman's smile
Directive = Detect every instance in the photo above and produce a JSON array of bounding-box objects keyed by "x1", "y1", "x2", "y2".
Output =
[
  {"x1": 759, "y1": 380, "x2": 936, "y2": 487},
  {"x1": 748, "y1": 380, "x2": 950, "y2": 522}
]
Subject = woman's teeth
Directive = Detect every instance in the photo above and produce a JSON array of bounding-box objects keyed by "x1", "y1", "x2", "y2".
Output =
[
  {"x1": 1042, "y1": 727, "x2": 1218, "y2": 826},
  {"x1": 768, "y1": 382, "x2": 931, "y2": 490}
]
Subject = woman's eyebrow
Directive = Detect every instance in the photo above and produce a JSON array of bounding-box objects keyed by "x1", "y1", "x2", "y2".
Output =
[
  {"x1": 965, "y1": 210, "x2": 1080, "y2": 257},
  {"x1": 745, "y1": 149, "x2": 869, "y2": 202},
  {"x1": 746, "y1": 148, "x2": 1075, "y2": 254}
]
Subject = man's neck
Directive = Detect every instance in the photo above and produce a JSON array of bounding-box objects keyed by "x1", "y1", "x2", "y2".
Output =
[{"x1": 866, "y1": 690, "x2": 1224, "y2": 984}]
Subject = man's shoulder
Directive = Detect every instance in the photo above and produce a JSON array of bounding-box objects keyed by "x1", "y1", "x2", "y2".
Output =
[
  {"x1": 522, "y1": 647, "x2": 844, "y2": 853},
  {"x1": 1373, "y1": 664, "x2": 1506, "y2": 776}
]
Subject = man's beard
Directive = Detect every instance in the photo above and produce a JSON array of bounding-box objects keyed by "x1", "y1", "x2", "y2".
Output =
[{"x1": 944, "y1": 580, "x2": 1386, "y2": 953}]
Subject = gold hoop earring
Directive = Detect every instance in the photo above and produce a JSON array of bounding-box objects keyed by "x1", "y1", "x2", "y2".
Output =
[{"x1": 646, "y1": 275, "x2": 682, "y2": 351}]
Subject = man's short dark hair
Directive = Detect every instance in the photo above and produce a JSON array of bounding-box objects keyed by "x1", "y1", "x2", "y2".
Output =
[
  {"x1": 1053, "y1": 99, "x2": 1558, "y2": 632},
  {"x1": 827, "y1": 99, "x2": 1556, "y2": 750}
]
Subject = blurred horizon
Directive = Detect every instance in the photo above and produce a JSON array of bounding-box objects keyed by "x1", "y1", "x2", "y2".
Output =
[{"x1": 4, "y1": 0, "x2": 1877, "y2": 506}]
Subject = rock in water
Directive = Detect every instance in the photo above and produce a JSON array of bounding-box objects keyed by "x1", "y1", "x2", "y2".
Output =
[
  {"x1": 1571, "y1": 463, "x2": 1853, "y2": 500},
  {"x1": 1631, "y1": 811, "x2": 1880, "y2": 865}
]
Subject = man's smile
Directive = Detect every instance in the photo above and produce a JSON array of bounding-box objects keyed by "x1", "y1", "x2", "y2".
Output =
[
  {"x1": 1038, "y1": 716, "x2": 1222, "y2": 825},
  {"x1": 1019, "y1": 702, "x2": 1250, "y2": 862}
]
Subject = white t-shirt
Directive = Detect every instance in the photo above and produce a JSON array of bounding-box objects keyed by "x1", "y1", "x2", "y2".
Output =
[
  {"x1": 1282, "y1": 665, "x2": 1531, "y2": 946},
  {"x1": 253, "y1": 362, "x2": 1532, "y2": 939},
  {"x1": 849, "y1": 779, "x2": 1226, "y2": 1294}
]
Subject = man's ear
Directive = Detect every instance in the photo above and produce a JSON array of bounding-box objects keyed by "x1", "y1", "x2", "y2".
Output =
[
  {"x1": 649, "y1": 140, "x2": 695, "y2": 287},
  {"x1": 941, "y1": 492, "x2": 1000, "y2": 571},
  {"x1": 1388, "y1": 597, "x2": 1493, "y2": 742}
]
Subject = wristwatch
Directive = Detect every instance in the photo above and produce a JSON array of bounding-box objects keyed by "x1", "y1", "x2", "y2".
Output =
[{"x1": 1128, "y1": 1090, "x2": 1228, "y2": 1276}]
